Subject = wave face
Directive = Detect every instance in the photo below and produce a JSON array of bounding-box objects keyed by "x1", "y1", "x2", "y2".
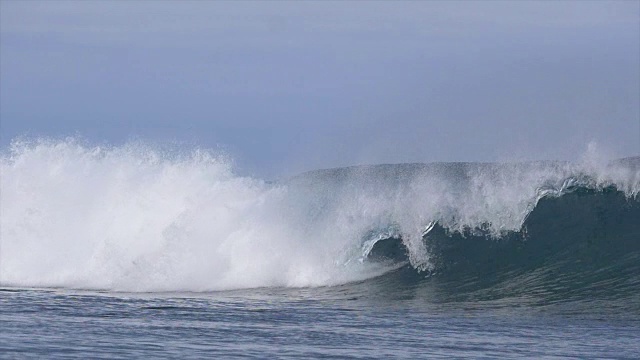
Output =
[
  {"x1": 1, "y1": 139, "x2": 639, "y2": 300},
  {"x1": 364, "y1": 187, "x2": 640, "y2": 308}
]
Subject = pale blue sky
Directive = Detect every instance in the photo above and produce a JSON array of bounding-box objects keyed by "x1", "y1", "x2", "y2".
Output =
[{"x1": 1, "y1": 1, "x2": 638, "y2": 176}]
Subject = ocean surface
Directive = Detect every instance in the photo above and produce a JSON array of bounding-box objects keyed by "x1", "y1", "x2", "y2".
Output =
[{"x1": 1, "y1": 139, "x2": 639, "y2": 358}]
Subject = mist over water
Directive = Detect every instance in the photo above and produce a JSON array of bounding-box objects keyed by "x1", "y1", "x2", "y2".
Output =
[
  {"x1": 1, "y1": 138, "x2": 391, "y2": 291},
  {"x1": 1, "y1": 137, "x2": 639, "y2": 293}
]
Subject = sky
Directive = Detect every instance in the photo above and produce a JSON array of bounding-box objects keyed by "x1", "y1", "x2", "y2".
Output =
[{"x1": 1, "y1": 0, "x2": 639, "y2": 177}]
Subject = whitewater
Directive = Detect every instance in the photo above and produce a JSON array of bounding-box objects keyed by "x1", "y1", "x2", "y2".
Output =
[{"x1": 1, "y1": 138, "x2": 638, "y2": 292}]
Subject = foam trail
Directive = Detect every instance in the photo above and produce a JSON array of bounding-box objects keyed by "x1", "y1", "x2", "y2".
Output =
[{"x1": 1, "y1": 138, "x2": 638, "y2": 291}]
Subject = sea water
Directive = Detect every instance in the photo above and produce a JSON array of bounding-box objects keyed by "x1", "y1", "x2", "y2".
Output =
[{"x1": 1, "y1": 139, "x2": 639, "y2": 358}]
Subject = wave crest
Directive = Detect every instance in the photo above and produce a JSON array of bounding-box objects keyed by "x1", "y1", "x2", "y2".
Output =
[{"x1": 1, "y1": 138, "x2": 638, "y2": 292}]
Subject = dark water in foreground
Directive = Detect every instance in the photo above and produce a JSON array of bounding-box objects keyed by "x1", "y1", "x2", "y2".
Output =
[{"x1": 2, "y1": 285, "x2": 639, "y2": 359}]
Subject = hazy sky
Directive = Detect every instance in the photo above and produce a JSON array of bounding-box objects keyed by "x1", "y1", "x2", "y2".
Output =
[{"x1": 1, "y1": 0, "x2": 639, "y2": 176}]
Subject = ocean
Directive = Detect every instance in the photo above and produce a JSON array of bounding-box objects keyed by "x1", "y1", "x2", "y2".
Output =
[{"x1": 1, "y1": 139, "x2": 639, "y2": 358}]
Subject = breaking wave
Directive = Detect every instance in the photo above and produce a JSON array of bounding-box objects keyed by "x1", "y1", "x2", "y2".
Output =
[{"x1": 1, "y1": 138, "x2": 639, "y2": 299}]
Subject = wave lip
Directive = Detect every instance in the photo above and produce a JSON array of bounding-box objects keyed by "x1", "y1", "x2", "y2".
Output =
[{"x1": 364, "y1": 185, "x2": 640, "y2": 307}]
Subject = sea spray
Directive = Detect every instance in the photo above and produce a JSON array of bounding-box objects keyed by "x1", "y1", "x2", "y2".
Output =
[{"x1": 1, "y1": 139, "x2": 362, "y2": 290}]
